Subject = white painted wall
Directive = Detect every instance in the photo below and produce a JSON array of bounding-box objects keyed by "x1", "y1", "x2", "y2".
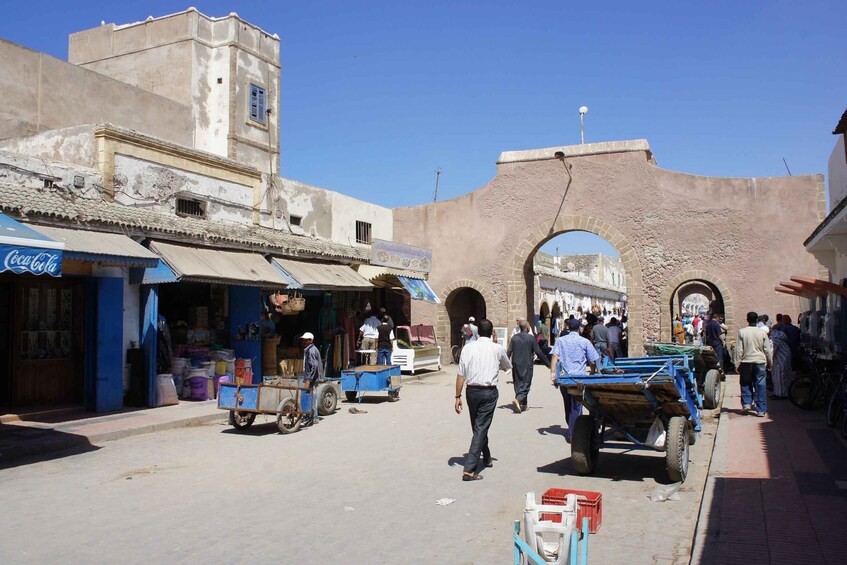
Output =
[
  {"x1": 828, "y1": 135, "x2": 847, "y2": 212},
  {"x1": 330, "y1": 191, "x2": 393, "y2": 247}
]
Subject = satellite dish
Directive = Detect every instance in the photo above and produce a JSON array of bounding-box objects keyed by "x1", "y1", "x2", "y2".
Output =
[{"x1": 566, "y1": 262, "x2": 575, "y2": 270}]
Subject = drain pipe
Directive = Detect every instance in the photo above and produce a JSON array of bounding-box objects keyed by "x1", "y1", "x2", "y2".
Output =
[{"x1": 549, "y1": 151, "x2": 574, "y2": 235}]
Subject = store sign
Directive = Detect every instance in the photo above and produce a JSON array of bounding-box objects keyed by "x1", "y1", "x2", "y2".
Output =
[
  {"x1": 370, "y1": 239, "x2": 432, "y2": 273},
  {"x1": 0, "y1": 245, "x2": 62, "y2": 276}
]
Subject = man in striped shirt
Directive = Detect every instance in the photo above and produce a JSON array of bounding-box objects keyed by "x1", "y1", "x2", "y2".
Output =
[{"x1": 454, "y1": 318, "x2": 512, "y2": 481}]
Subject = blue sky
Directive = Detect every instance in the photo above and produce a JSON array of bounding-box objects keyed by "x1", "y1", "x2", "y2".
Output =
[{"x1": 1, "y1": 1, "x2": 845, "y2": 257}]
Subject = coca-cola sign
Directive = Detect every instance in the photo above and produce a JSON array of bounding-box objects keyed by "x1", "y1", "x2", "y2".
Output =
[{"x1": 0, "y1": 245, "x2": 62, "y2": 276}]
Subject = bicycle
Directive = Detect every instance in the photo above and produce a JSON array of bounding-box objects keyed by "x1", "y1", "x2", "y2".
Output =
[
  {"x1": 789, "y1": 349, "x2": 837, "y2": 411},
  {"x1": 451, "y1": 331, "x2": 466, "y2": 364},
  {"x1": 826, "y1": 363, "x2": 847, "y2": 428}
]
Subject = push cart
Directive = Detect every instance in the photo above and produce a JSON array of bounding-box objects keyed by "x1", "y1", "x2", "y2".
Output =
[
  {"x1": 555, "y1": 354, "x2": 702, "y2": 483},
  {"x1": 218, "y1": 378, "x2": 339, "y2": 434},
  {"x1": 341, "y1": 365, "x2": 402, "y2": 403},
  {"x1": 643, "y1": 342, "x2": 723, "y2": 409}
]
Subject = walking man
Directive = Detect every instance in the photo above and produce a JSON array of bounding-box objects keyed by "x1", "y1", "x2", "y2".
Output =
[
  {"x1": 507, "y1": 320, "x2": 550, "y2": 413},
  {"x1": 376, "y1": 315, "x2": 395, "y2": 365},
  {"x1": 454, "y1": 319, "x2": 511, "y2": 481},
  {"x1": 301, "y1": 331, "x2": 323, "y2": 423},
  {"x1": 736, "y1": 311, "x2": 773, "y2": 417},
  {"x1": 550, "y1": 318, "x2": 599, "y2": 442},
  {"x1": 357, "y1": 310, "x2": 380, "y2": 364}
]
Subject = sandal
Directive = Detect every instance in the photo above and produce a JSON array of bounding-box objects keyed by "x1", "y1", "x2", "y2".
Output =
[{"x1": 462, "y1": 473, "x2": 483, "y2": 481}]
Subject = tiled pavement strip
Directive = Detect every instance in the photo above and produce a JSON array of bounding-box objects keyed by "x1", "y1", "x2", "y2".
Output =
[{"x1": 691, "y1": 374, "x2": 847, "y2": 564}]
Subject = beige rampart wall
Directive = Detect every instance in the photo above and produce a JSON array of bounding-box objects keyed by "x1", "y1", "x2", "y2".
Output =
[{"x1": 393, "y1": 141, "x2": 824, "y2": 356}]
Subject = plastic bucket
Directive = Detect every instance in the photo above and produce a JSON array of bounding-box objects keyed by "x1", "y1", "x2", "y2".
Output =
[
  {"x1": 187, "y1": 376, "x2": 208, "y2": 401},
  {"x1": 216, "y1": 374, "x2": 230, "y2": 398},
  {"x1": 235, "y1": 359, "x2": 253, "y2": 385},
  {"x1": 300, "y1": 389, "x2": 313, "y2": 415},
  {"x1": 215, "y1": 361, "x2": 228, "y2": 376}
]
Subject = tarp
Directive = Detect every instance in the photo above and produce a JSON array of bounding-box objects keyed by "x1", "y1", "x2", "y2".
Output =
[
  {"x1": 32, "y1": 225, "x2": 159, "y2": 267},
  {"x1": 148, "y1": 241, "x2": 288, "y2": 288},
  {"x1": 0, "y1": 213, "x2": 63, "y2": 276},
  {"x1": 271, "y1": 258, "x2": 373, "y2": 291},
  {"x1": 397, "y1": 276, "x2": 440, "y2": 303}
]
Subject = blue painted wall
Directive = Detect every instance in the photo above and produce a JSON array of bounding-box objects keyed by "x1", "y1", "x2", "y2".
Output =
[
  {"x1": 229, "y1": 285, "x2": 261, "y2": 383},
  {"x1": 80, "y1": 276, "x2": 124, "y2": 413}
]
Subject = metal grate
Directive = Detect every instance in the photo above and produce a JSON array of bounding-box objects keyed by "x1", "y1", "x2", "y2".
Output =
[
  {"x1": 289, "y1": 214, "x2": 302, "y2": 227},
  {"x1": 176, "y1": 198, "x2": 205, "y2": 218},
  {"x1": 355, "y1": 221, "x2": 372, "y2": 244}
]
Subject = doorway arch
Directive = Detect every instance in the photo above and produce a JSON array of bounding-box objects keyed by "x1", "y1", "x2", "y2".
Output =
[
  {"x1": 660, "y1": 271, "x2": 734, "y2": 342},
  {"x1": 441, "y1": 280, "x2": 493, "y2": 353},
  {"x1": 507, "y1": 215, "x2": 646, "y2": 350}
]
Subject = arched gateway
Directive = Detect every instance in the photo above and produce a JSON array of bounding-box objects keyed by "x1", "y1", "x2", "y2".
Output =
[{"x1": 393, "y1": 140, "x2": 824, "y2": 359}]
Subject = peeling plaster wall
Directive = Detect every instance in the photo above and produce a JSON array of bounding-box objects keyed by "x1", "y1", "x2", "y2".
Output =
[
  {"x1": 393, "y1": 141, "x2": 823, "y2": 353},
  {"x1": 0, "y1": 125, "x2": 98, "y2": 168},
  {"x1": 0, "y1": 39, "x2": 192, "y2": 146},
  {"x1": 113, "y1": 154, "x2": 254, "y2": 225},
  {"x1": 0, "y1": 148, "x2": 102, "y2": 197}
]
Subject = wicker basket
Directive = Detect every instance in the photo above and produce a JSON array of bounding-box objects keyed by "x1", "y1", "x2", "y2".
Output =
[{"x1": 278, "y1": 291, "x2": 305, "y2": 315}]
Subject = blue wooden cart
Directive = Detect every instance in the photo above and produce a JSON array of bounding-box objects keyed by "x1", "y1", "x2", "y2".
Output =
[
  {"x1": 643, "y1": 342, "x2": 723, "y2": 409},
  {"x1": 341, "y1": 365, "x2": 402, "y2": 403},
  {"x1": 555, "y1": 355, "x2": 702, "y2": 483}
]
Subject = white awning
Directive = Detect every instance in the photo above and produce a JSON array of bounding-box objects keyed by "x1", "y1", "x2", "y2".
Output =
[
  {"x1": 271, "y1": 258, "x2": 373, "y2": 291},
  {"x1": 356, "y1": 265, "x2": 426, "y2": 281},
  {"x1": 32, "y1": 225, "x2": 158, "y2": 267},
  {"x1": 149, "y1": 241, "x2": 287, "y2": 287}
]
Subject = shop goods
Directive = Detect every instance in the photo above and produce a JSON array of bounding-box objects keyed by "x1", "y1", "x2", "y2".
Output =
[{"x1": 157, "y1": 374, "x2": 179, "y2": 406}]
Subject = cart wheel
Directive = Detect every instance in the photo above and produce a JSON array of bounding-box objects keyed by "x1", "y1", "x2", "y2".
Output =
[
  {"x1": 317, "y1": 383, "x2": 338, "y2": 416},
  {"x1": 666, "y1": 416, "x2": 690, "y2": 483},
  {"x1": 703, "y1": 369, "x2": 721, "y2": 410},
  {"x1": 344, "y1": 391, "x2": 358, "y2": 402},
  {"x1": 388, "y1": 390, "x2": 400, "y2": 402},
  {"x1": 229, "y1": 411, "x2": 256, "y2": 430},
  {"x1": 571, "y1": 415, "x2": 600, "y2": 475},
  {"x1": 276, "y1": 398, "x2": 301, "y2": 434}
]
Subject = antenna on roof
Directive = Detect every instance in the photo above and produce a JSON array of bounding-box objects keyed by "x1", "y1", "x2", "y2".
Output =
[
  {"x1": 433, "y1": 168, "x2": 442, "y2": 203},
  {"x1": 782, "y1": 158, "x2": 792, "y2": 176}
]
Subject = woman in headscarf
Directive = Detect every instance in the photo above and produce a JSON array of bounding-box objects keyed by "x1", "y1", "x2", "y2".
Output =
[{"x1": 769, "y1": 324, "x2": 791, "y2": 399}]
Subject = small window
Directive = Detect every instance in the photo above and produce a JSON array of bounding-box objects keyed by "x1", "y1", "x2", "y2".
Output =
[
  {"x1": 249, "y1": 83, "x2": 267, "y2": 124},
  {"x1": 176, "y1": 198, "x2": 205, "y2": 218},
  {"x1": 289, "y1": 214, "x2": 302, "y2": 227},
  {"x1": 355, "y1": 221, "x2": 372, "y2": 244}
]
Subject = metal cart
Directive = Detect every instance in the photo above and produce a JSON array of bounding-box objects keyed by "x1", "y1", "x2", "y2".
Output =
[
  {"x1": 341, "y1": 365, "x2": 402, "y2": 403},
  {"x1": 643, "y1": 342, "x2": 724, "y2": 409},
  {"x1": 218, "y1": 378, "x2": 339, "y2": 434},
  {"x1": 555, "y1": 354, "x2": 702, "y2": 483}
]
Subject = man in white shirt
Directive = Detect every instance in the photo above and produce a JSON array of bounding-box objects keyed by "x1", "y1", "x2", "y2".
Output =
[
  {"x1": 357, "y1": 311, "x2": 380, "y2": 364},
  {"x1": 454, "y1": 319, "x2": 511, "y2": 481}
]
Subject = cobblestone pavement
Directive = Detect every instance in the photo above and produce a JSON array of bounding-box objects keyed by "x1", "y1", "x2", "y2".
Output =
[
  {"x1": 691, "y1": 374, "x2": 847, "y2": 565},
  {"x1": 0, "y1": 366, "x2": 719, "y2": 564}
]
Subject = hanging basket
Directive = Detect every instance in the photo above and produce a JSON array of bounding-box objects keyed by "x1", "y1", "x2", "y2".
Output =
[{"x1": 278, "y1": 291, "x2": 306, "y2": 315}]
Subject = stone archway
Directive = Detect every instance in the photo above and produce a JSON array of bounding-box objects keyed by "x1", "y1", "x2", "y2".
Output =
[
  {"x1": 506, "y1": 215, "x2": 646, "y2": 351},
  {"x1": 660, "y1": 270, "x2": 735, "y2": 342},
  {"x1": 437, "y1": 279, "x2": 499, "y2": 359}
]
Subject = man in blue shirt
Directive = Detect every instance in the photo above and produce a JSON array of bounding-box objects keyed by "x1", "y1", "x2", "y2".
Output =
[
  {"x1": 301, "y1": 331, "x2": 323, "y2": 423},
  {"x1": 550, "y1": 318, "x2": 600, "y2": 442}
]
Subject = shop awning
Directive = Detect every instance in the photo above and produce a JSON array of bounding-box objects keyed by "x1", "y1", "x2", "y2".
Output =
[
  {"x1": 356, "y1": 265, "x2": 427, "y2": 281},
  {"x1": 31, "y1": 225, "x2": 159, "y2": 267},
  {"x1": 789, "y1": 275, "x2": 847, "y2": 297},
  {"x1": 0, "y1": 213, "x2": 63, "y2": 276},
  {"x1": 148, "y1": 241, "x2": 288, "y2": 288},
  {"x1": 397, "y1": 275, "x2": 440, "y2": 303},
  {"x1": 270, "y1": 258, "x2": 373, "y2": 291}
]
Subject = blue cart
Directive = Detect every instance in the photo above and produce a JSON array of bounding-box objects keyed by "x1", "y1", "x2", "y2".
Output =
[
  {"x1": 341, "y1": 365, "x2": 402, "y2": 403},
  {"x1": 555, "y1": 354, "x2": 702, "y2": 483}
]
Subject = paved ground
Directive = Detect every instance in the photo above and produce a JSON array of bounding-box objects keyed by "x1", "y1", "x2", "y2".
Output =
[
  {"x1": 691, "y1": 374, "x2": 847, "y2": 565},
  {"x1": 0, "y1": 365, "x2": 718, "y2": 564}
]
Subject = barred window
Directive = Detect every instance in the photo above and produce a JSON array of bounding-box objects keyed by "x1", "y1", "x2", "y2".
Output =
[
  {"x1": 355, "y1": 221, "x2": 372, "y2": 244},
  {"x1": 176, "y1": 198, "x2": 205, "y2": 218}
]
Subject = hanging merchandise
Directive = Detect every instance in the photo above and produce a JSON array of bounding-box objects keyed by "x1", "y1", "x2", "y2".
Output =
[{"x1": 278, "y1": 291, "x2": 306, "y2": 315}]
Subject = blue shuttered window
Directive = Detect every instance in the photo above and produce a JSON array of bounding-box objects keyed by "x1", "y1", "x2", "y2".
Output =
[{"x1": 249, "y1": 83, "x2": 267, "y2": 124}]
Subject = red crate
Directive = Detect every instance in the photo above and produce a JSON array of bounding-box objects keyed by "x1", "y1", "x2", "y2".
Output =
[{"x1": 539, "y1": 488, "x2": 602, "y2": 533}]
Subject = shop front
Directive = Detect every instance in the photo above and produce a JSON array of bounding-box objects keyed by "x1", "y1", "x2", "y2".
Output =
[
  {"x1": 269, "y1": 258, "x2": 373, "y2": 377},
  {"x1": 139, "y1": 241, "x2": 290, "y2": 406}
]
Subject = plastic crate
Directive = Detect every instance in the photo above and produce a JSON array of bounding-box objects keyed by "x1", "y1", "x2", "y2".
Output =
[{"x1": 540, "y1": 488, "x2": 602, "y2": 533}]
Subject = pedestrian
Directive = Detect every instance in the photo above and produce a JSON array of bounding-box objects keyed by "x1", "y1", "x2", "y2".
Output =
[
  {"x1": 770, "y1": 324, "x2": 791, "y2": 399},
  {"x1": 606, "y1": 317, "x2": 624, "y2": 360},
  {"x1": 703, "y1": 314, "x2": 726, "y2": 371},
  {"x1": 672, "y1": 315, "x2": 685, "y2": 343},
  {"x1": 780, "y1": 314, "x2": 801, "y2": 371},
  {"x1": 507, "y1": 320, "x2": 550, "y2": 413},
  {"x1": 454, "y1": 319, "x2": 511, "y2": 481},
  {"x1": 683, "y1": 318, "x2": 695, "y2": 344},
  {"x1": 591, "y1": 315, "x2": 609, "y2": 361},
  {"x1": 757, "y1": 314, "x2": 770, "y2": 335},
  {"x1": 357, "y1": 310, "x2": 380, "y2": 364},
  {"x1": 376, "y1": 315, "x2": 395, "y2": 365},
  {"x1": 378, "y1": 307, "x2": 394, "y2": 330},
  {"x1": 550, "y1": 318, "x2": 600, "y2": 443},
  {"x1": 512, "y1": 318, "x2": 524, "y2": 337},
  {"x1": 301, "y1": 331, "x2": 323, "y2": 424},
  {"x1": 466, "y1": 316, "x2": 479, "y2": 343},
  {"x1": 736, "y1": 311, "x2": 773, "y2": 417}
]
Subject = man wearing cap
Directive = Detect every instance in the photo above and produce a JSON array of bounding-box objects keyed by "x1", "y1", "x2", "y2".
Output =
[
  {"x1": 550, "y1": 318, "x2": 600, "y2": 442},
  {"x1": 301, "y1": 332, "x2": 323, "y2": 423},
  {"x1": 465, "y1": 316, "x2": 479, "y2": 343}
]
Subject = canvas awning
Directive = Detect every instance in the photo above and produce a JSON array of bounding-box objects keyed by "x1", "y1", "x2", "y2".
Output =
[
  {"x1": 397, "y1": 275, "x2": 440, "y2": 303},
  {"x1": 0, "y1": 213, "x2": 63, "y2": 276},
  {"x1": 148, "y1": 241, "x2": 288, "y2": 287},
  {"x1": 356, "y1": 265, "x2": 426, "y2": 281},
  {"x1": 270, "y1": 258, "x2": 372, "y2": 291},
  {"x1": 32, "y1": 225, "x2": 159, "y2": 267}
]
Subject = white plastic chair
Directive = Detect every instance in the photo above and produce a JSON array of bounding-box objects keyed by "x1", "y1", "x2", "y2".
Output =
[{"x1": 522, "y1": 492, "x2": 579, "y2": 564}]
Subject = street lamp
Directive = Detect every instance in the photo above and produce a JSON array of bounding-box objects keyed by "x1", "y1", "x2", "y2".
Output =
[{"x1": 579, "y1": 106, "x2": 588, "y2": 144}]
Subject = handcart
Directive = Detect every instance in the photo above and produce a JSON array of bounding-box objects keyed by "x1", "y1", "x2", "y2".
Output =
[
  {"x1": 643, "y1": 342, "x2": 723, "y2": 409},
  {"x1": 218, "y1": 377, "x2": 338, "y2": 434},
  {"x1": 555, "y1": 354, "x2": 702, "y2": 483},
  {"x1": 341, "y1": 365, "x2": 402, "y2": 403}
]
